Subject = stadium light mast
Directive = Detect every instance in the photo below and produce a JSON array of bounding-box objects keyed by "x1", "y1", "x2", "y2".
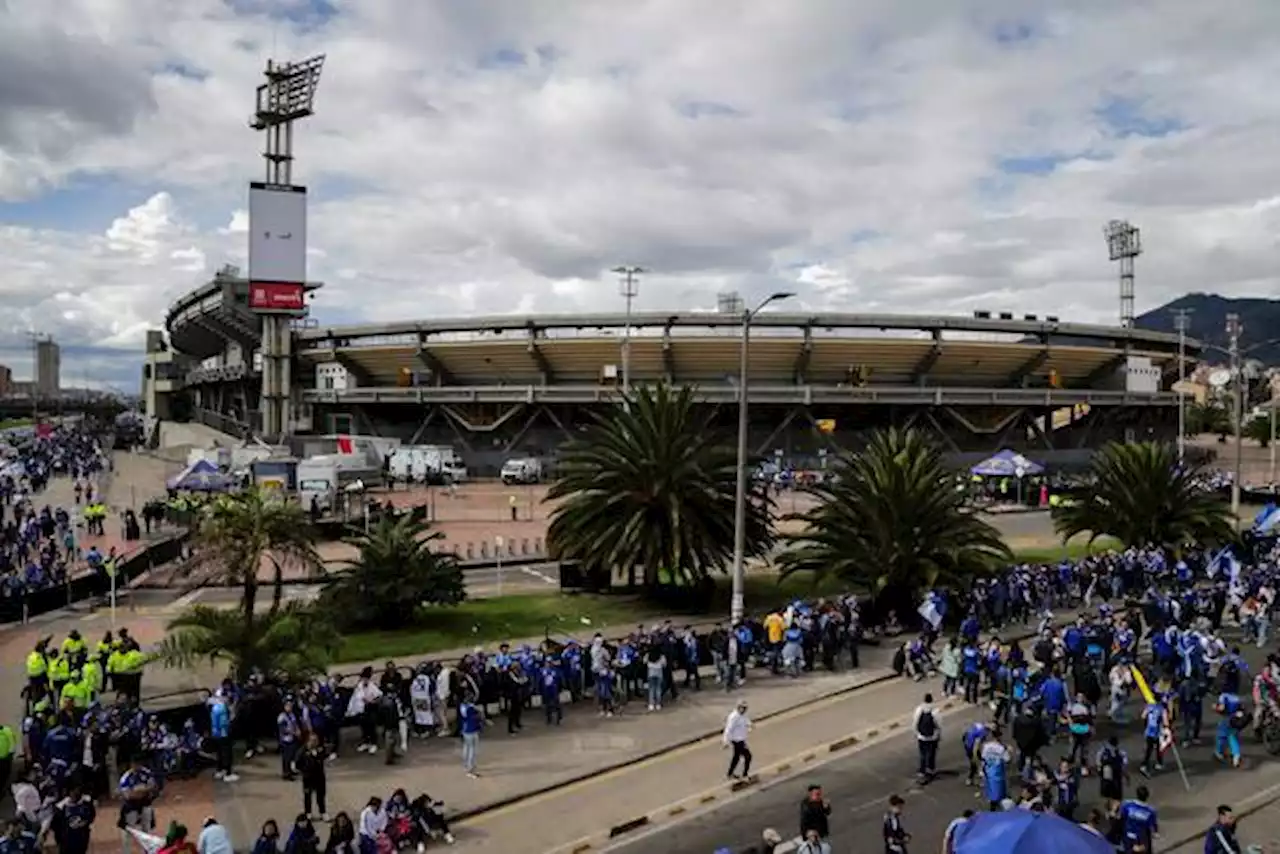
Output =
[
  {"x1": 611, "y1": 265, "x2": 645, "y2": 397},
  {"x1": 1104, "y1": 219, "x2": 1142, "y2": 328},
  {"x1": 248, "y1": 54, "x2": 325, "y2": 440},
  {"x1": 1227, "y1": 312, "x2": 1243, "y2": 517},
  {"x1": 730, "y1": 291, "x2": 795, "y2": 626},
  {"x1": 1172, "y1": 308, "x2": 1192, "y2": 463}
]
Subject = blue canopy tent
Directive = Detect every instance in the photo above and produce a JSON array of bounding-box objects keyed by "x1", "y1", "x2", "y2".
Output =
[
  {"x1": 167, "y1": 459, "x2": 237, "y2": 493},
  {"x1": 970, "y1": 449, "x2": 1045, "y2": 478},
  {"x1": 953, "y1": 810, "x2": 1113, "y2": 854}
]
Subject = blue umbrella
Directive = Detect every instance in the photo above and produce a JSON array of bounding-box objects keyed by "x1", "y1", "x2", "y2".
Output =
[{"x1": 953, "y1": 810, "x2": 1113, "y2": 854}]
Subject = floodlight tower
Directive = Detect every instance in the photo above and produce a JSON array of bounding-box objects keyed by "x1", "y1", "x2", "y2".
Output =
[
  {"x1": 1172, "y1": 308, "x2": 1192, "y2": 463},
  {"x1": 1104, "y1": 219, "x2": 1142, "y2": 328},
  {"x1": 248, "y1": 55, "x2": 324, "y2": 440},
  {"x1": 611, "y1": 265, "x2": 645, "y2": 397}
]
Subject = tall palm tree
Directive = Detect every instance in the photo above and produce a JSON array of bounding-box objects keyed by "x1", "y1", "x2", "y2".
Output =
[
  {"x1": 546, "y1": 384, "x2": 774, "y2": 590},
  {"x1": 778, "y1": 428, "x2": 1009, "y2": 615},
  {"x1": 154, "y1": 490, "x2": 328, "y2": 680},
  {"x1": 319, "y1": 513, "x2": 466, "y2": 630},
  {"x1": 1051, "y1": 440, "x2": 1235, "y2": 548}
]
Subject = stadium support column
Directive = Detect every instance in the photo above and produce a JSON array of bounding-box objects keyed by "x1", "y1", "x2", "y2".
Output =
[
  {"x1": 730, "y1": 291, "x2": 794, "y2": 626},
  {"x1": 611, "y1": 265, "x2": 645, "y2": 398}
]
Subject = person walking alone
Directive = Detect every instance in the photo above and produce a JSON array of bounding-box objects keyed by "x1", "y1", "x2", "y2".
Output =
[
  {"x1": 295, "y1": 733, "x2": 329, "y2": 822},
  {"x1": 912, "y1": 692, "x2": 940, "y2": 783},
  {"x1": 723, "y1": 700, "x2": 753, "y2": 779}
]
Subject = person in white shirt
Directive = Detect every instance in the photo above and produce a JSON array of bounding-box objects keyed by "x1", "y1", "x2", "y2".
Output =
[
  {"x1": 796, "y1": 828, "x2": 831, "y2": 854},
  {"x1": 197, "y1": 817, "x2": 234, "y2": 854},
  {"x1": 345, "y1": 669, "x2": 383, "y2": 754},
  {"x1": 722, "y1": 701, "x2": 753, "y2": 779},
  {"x1": 912, "y1": 692, "x2": 940, "y2": 781},
  {"x1": 358, "y1": 797, "x2": 388, "y2": 850}
]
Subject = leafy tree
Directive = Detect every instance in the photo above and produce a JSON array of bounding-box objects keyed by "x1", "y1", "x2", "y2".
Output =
[
  {"x1": 1051, "y1": 441, "x2": 1235, "y2": 549},
  {"x1": 154, "y1": 490, "x2": 329, "y2": 680},
  {"x1": 777, "y1": 428, "x2": 1009, "y2": 615},
  {"x1": 545, "y1": 384, "x2": 774, "y2": 590},
  {"x1": 319, "y1": 513, "x2": 466, "y2": 630},
  {"x1": 1244, "y1": 413, "x2": 1275, "y2": 448},
  {"x1": 1186, "y1": 401, "x2": 1230, "y2": 437}
]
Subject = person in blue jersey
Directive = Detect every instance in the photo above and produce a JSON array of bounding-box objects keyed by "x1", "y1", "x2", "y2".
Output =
[
  {"x1": 0, "y1": 820, "x2": 37, "y2": 854},
  {"x1": 1096, "y1": 735, "x2": 1129, "y2": 802},
  {"x1": 118, "y1": 757, "x2": 156, "y2": 838},
  {"x1": 51, "y1": 784, "x2": 95, "y2": 854},
  {"x1": 1138, "y1": 700, "x2": 1166, "y2": 777},
  {"x1": 960, "y1": 641, "x2": 981, "y2": 704},
  {"x1": 208, "y1": 693, "x2": 236, "y2": 783},
  {"x1": 1214, "y1": 688, "x2": 1247, "y2": 767},
  {"x1": 539, "y1": 659, "x2": 563, "y2": 725},
  {"x1": 961, "y1": 720, "x2": 989, "y2": 786},
  {"x1": 458, "y1": 696, "x2": 483, "y2": 779},
  {"x1": 1053, "y1": 756, "x2": 1081, "y2": 821},
  {"x1": 979, "y1": 729, "x2": 1010, "y2": 811},
  {"x1": 1119, "y1": 785, "x2": 1159, "y2": 853}
]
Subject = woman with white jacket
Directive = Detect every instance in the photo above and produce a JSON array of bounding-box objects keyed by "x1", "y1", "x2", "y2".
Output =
[
  {"x1": 345, "y1": 668, "x2": 384, "y2": 754},
  {"x1": 357, "y1": 796, "x2": 387, "y2": 854},
  {"x1": 939, "y1": 639, "x2": 961, "y2": 697}
]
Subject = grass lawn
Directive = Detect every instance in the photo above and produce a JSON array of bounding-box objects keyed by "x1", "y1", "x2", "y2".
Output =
[
  {"x1": 1010, "y1": 535, "x2": 1123, "y2": 565},
  {"x1": 335, "y1": 536, "x2": 1125, "y2": 664}
]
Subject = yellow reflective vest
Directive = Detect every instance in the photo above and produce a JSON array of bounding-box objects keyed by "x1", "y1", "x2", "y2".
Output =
[{"x1": 25, "y1": 651, "x2": 46, "y2": 678}]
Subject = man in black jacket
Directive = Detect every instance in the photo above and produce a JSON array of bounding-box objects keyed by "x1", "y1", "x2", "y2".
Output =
[{"x1": 799, "y1": 785, "x2": 831, "y2": 841}]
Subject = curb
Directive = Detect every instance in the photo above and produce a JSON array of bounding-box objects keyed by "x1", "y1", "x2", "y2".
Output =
[
  {"x1": 551, "y1": 695, "x2": 966, "y2": 853},
  {"x1": 451, "y1": 669, "x2": 899, "y2": 824},
  {"x1": 1164, "y1": 783, "x2": 1280, "y2": 851},
  {"x1": 475, "y1": 617, "x2": 1067, "y2": 848}
]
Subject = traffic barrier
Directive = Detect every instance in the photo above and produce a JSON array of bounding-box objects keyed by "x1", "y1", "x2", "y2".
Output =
[{"x1": 0, "y1": 532, "x2": 187, "y2": 625}]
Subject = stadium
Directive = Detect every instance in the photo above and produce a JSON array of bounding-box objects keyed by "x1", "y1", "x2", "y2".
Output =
[{"x1": 149, "y1": 268, "x2": 1198, "y2": 474}]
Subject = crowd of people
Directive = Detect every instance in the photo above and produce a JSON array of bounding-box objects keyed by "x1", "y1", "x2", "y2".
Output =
[{"x1": 0, "y1": 424, "x2": 113, "y2": 605}]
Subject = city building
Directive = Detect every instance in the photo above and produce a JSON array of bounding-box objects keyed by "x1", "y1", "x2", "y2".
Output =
[
  {"x1": 0, "y1": 364, "x2": 11, "y2": 396},
  {"x1": 35, "y1": 339, "x2": 60, "y2": 396}
]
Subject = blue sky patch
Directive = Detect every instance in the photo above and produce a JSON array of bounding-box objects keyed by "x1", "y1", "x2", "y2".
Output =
[
  {"x1": 0, "y1": 175, "x2": 147, "y2": 233},
  {"x1": 993, "y1": 20, "x2": 1036, "y2": 45},
  {"x1": 479, "y1": 47, "x2": 527, "y2": 69},
  {"x1": 678, "y1": 101, "x2": 744, "y2": 119},
  {"x1": 1095, "y1": 95, "x2": 1186, "y2": 138}
]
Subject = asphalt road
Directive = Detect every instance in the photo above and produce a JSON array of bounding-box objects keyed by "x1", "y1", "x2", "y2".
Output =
[{"x1": 613, "y1": 642, "x2": 1274, "y2": 854}]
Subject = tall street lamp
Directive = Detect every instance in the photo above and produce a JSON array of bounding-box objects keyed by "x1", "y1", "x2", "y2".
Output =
[
  {"x1": 611, "y1": 265, "x2": 645, "y2": 397},
  {"x1": 731, "y1": 291, "x2": 795, "y2": 625}
]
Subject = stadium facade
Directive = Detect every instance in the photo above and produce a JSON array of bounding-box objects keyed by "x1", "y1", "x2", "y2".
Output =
[{"x1": 148, "y1": 268, "x2": 1199, "y2": 474}]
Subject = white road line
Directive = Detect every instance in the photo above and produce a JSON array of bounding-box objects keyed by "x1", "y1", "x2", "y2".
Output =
[
  {"x1": 171, "y1": 588, "x2": 205, "y2": 609},
  {"x1": 521, "y1": 567, "x2": 558, "y2": 585}
]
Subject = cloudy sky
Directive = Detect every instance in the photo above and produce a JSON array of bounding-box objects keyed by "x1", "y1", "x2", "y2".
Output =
[{"x1": 2, "y1": 0, "x2": 1278, "y2": 389}]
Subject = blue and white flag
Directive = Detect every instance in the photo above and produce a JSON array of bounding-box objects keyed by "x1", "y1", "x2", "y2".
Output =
[
  {"x1": 1256, "y1": 503, "x2": 1280, "y2": 535},
  {"x1": 1206, "y1": 546, "x2": 1232, "y2": 579},
  {"x1": 918, "y1": 591, "x2": 945, "y2": 630}
]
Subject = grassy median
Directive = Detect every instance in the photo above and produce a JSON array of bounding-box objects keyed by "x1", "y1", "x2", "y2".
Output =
[{"x1": 333, "y1": 539, "x2": 1124, "y2": 664}]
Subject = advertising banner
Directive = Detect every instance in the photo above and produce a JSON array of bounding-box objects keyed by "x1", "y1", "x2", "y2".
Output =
[{"x1": 248, "y1": 182, "x2": 307, "y2": 314}]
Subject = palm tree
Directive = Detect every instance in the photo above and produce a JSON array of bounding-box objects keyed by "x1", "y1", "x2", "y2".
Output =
[
  {"x1": 154, "y1": 601, "x2": 339, "y2": 682},
  {"x1": 319, "y1": 513, "x2": 466, "y2": 630},
  {"x1": 154, "y1": 490, "x2": 329, "y2": 680},
  {"x1": 778, "y1": 428, "x2": 1010, "y2": 616},
  {"x1": 545, "y1": 384, "x2": 774, "y2": 590},
  {"x1": 1051, "y1": 440, "x2": 1235, "y2": 548}
]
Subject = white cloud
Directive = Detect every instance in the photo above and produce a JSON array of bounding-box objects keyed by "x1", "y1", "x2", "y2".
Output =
[{"x1": 2, "y1": 0, "x2": 1280, "y2": 388}]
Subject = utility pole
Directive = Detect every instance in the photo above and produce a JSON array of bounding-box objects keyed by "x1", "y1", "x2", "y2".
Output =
[
  {"x1": 1227, "y1": 313, "x2": 1243, "y2": 517},
  {"x1": 1172, "y1": 309, "x2": 1192, "y2": 463},
  {"x1": 611, "y1": 265, "x2": 644, "y2": 397}
]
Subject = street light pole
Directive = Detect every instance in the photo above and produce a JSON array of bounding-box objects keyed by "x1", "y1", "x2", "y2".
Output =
[
  {"x1": 611, "y1": 265, "x2": 645, "y2": 397},
  {"x1": 1227, "y1": 313, "x2": 1243, "y2": 517},
  {"x1": 1172, "y1": 309, "x2": 1192, "y2": 464},
  {"x1": 731, "y1": 291, "x2": 795, "y2": 625}
]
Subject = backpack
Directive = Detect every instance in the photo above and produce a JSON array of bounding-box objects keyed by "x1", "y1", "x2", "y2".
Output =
[{"x1": 916, "y1": 708, "x2": 937, "y2": 738}]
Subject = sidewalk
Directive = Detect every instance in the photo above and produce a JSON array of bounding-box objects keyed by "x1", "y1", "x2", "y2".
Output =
[{"x1": 169, "y1": 642, "x2": 908, "y2": 846}]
